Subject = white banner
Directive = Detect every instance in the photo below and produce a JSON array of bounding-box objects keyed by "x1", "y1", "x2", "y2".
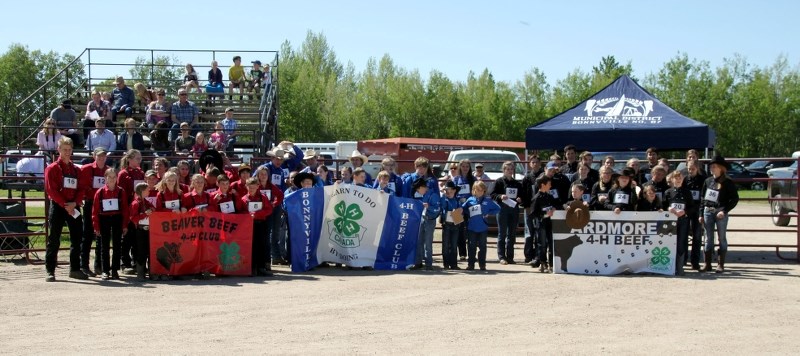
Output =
[
  {"x1": 552, "y1": 211, "x2": 677, "y2": 276},
  {"x1": 317, "y1": 183, "x2": 391, "y2": 267}
]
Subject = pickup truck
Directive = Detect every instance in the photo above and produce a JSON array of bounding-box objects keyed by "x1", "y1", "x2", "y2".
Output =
[
  {"x1": 767, "y1": 151, "x2": 800, "y2": 226},
  {"x1": 444, "y1": 150, "x2": 524, "y2": 191}
]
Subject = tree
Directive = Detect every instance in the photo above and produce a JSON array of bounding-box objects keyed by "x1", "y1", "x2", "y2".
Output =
[{"x1": 128, "y1": 55, "x2": 183, "y2": 91}]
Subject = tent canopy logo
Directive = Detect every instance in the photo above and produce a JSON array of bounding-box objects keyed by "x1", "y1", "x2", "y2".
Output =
[
  {"x1": 327, "y1": 201, "x2": 367, "y2": 248},
  {"x1": 585, "y1": 95, "x2": 654, "y2": 117}
]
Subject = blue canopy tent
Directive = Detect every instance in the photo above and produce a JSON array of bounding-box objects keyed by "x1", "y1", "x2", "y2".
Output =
[{"x1": 525, "y1": 75, "x2": 715, "y2": 151}]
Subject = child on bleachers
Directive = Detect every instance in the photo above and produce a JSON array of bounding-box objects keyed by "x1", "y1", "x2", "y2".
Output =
[
  {"x1": 209, "y1": 121, "x2": 226, "y2": 151},
  {"x1": 191, "y1": 132, "x2": 208, "y2": 157}
]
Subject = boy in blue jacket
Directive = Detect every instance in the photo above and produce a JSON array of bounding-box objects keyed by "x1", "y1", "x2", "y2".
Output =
[
  {"x1": 461, "y1": 181, "x2": 501, "y2": 271},
  {"x1": 440, "y1": 181, "x2": 462, "y2": 270},
  {"x1": 413, "y1": 177, "x2": 441, "y2": 271}
]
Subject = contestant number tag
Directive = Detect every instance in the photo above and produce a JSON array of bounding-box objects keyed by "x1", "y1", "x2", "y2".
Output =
[
  {"x1": 102, "y1": 198, "x2": 119, "y2": 211},
  {"x1": 704, "y1": 189, "x2": 719, "y2": 203},
  {"x1": 506, "y1": 188, "x2": 518, "y2": 199},
  {"x1": 388, "y1": 182, "x2": 396, "y2": 191},
  {"x1": 691, "y1": 190, "x2": 700, "y2": 200},
  {"x1": 614, "y1": 193, "x2": 629, "y2": 204},
  {"x1": 219, "y1": 201, "x2": 235, "y2": 214},
  {"x1": 63, "y1": 177, "x2": 77, "y2": 189},
  {"x1": 92, "y1": 176, "x2": 105, "y2": 189},
  {"x1": 458, "y1": 184, "x2": 470, "y2": 196},
  {"x1": 469, "y1": 204, "x2": 482, "y2": 217},
  {"x1": 260, "y1": 189, "x2": 272, "y2": 199},
  {"x1": 165, "y1": 199, "x2": 180, "y2": 210},
  {"x1": 248, "y1": 201, "x2": 263, "y2": 213},
  {"x1": 549, "y1": 190, "x2": 559, "y2": 199},
  {"x1": 139, "y1": 217, "x2": 149, "y2": 226},
  {"x1": 271, "y1": 174, "x2": 282, "y2": 186},
  {"x1": 670, "y1": 203, "x2": 685, "y2": 211}
]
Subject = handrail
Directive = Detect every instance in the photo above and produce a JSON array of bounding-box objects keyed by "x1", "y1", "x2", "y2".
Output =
[{"x1": 15, "y1": 48, "x2": 88, "y2": 109}]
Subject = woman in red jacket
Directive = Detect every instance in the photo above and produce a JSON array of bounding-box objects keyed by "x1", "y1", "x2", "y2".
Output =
[{"x1": 92, "y1": 168, "x2": 129, "y2": 280}]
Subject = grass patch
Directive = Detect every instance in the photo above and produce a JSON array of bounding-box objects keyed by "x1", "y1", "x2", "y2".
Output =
[{"x1": 739, "y1": 189, "x2": 768, "y2": 203}]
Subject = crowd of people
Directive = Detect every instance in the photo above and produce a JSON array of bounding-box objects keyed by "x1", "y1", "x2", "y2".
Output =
[{"x1": 41, "y1": 134, "x2": 739, "y2": 282}]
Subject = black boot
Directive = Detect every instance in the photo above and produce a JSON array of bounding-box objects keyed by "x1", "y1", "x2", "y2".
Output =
[{"x1": 716, "y1": 249, "x2": 726, "y2": 273}]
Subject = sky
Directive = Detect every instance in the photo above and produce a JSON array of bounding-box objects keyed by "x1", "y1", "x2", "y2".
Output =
[{"x1": 2, "y1": 0, "x2": 798, "y2": 84}]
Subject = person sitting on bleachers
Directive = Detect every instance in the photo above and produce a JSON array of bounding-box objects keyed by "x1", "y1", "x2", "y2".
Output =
[
  {"x1": 174, "y1": 122, "x2": 196, "y2": 158},
  {"x1": 169, "y1": 88, "x2": 201, "y2": 142},
  {"x1": 37, "y1": 117, "x2": 62, "y2": 152},
  {"x1": 82, "y1": 90, "x2": 111, "y2": 139},
  {"x1": 85, "y1": 117, "x2": 116, "y2": 153},
  {"x1": 134, "y1": 83, "x2": 157, "y2": 108},
  {"x1": 145, "y1": 88, "x2": 171, "y2": 129},
  {"x1": 150, "y1": 121, "x2": 171, "y2": 157},
  {"x1": 111, "y1": 76, "x2": 135, "y2": 126},
  {"x1": 51, "y1": 99, "x2": 83, "y2": 146},
  {"x1": 183, "y1": 63, "x2": 201, "y2": 93},
  {"x1": 117, "y1": 118, "x2": 145, "y2": 153}
]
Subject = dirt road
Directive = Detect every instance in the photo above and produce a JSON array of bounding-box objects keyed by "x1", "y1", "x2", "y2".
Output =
[{"x1": 1, "y1": 203, "x2": 797, "y2": 354}]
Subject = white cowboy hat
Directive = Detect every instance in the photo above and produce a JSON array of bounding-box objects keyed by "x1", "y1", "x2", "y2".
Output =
[
  {"x1": 349, "y1": 150, "x2": 368, "y2": 164},
  {"x1": 302, "y1": 149, "x2": 318, "y2": 161}
]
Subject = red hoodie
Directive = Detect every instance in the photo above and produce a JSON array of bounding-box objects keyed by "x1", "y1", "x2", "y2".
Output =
[
  {"x1": 241, "y1": 191, "x2": 272, "y2": 220},
  {"x1": 92, "y1": 186, "x2": 130, "y2": 233}
]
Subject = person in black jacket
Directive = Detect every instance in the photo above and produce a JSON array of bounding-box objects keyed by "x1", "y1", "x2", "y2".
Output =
[
  {"x1": 530, "y1": 176, "x2": 557, "y2": 272},
  {"x1": 665, "y1": 171, "x2": 695, "y2": 275},
  {"x1": 520, "y1": 156, "x2": 543, "y2": 263},
  {"x1": 636, "y1": 185, "x2": 662, "y2": 212},
  {"x1": 640, "y1": 165, "x2": 670, "y2": 209},
  {"x1": 117, "y1": 118, "x2": 146, "y2": 153},
  {"x1": 590, "y1": 166, "x2": 614, "y2": 210},
  {"x1": 700, "y1": 155, "x2": 739, "y2": 273},
  {"x1": 605, "y1": 167, "x2": 638, "y2": 213},
  {"x1": 490, "y1": 161, "x2": 523, "y2": 264},
  {"x1": 684, "y1": 160, "x2": 707, "y2": 270}
]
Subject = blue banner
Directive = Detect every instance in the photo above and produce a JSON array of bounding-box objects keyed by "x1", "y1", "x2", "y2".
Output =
[{"x1": 286, "y1": 184, "x2": 422, "y2": 272}]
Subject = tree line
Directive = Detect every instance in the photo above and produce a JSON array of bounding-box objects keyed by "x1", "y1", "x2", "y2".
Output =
[{"x1": 1, "y1": 33, "x2": 799, "y2": 157}]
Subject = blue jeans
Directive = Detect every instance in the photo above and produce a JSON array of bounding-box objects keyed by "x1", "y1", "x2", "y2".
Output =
[
  {"x1": 441, "y1": 223, "x2": 460, "y2": 268},
  {"x1": 496, "y1": 207, "x2": 519, "y2": 261},
  {"x1": 417, "y1": 218, "x2": 436, "y2": 267},
  {"x1": 467, "y1": 230, "x2": 488, "y2": 268},
  {"x1": 111, "y1": 106, "x2": 132, "y2": 124},
  {"x1": 703, "y1": 208, "x2": 728, "y2": 251},
  {"x1": 225, "y1": 136, "x2": 237, "y2": 153}
]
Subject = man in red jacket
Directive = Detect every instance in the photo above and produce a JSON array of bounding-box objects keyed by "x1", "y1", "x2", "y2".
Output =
[{"x1": 44, "y1": 137, "x2": 87, "y2": 282}]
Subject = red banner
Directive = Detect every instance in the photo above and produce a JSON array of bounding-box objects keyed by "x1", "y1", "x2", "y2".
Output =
[{"x1": 149, "y1": 211, "x2": 253, "y2": 276}]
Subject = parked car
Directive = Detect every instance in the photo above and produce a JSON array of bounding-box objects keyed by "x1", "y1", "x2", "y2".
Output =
[
  {"x1": 727, "y1": 161, "x2": 769, "y2": 191},
  {"x1": 746, "y1": 160, "x2": 794, "y2": 174},
  {"x1": 767, "y1": 152, "x2": 800, "y2": 226}
]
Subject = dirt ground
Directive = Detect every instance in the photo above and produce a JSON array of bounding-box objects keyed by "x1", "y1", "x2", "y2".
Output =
[{"x1": 1, "y1": 202, "x2": 798, "y2": 354}]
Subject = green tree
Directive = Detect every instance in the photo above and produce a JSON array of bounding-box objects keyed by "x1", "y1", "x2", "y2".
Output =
[{"x1": 128, "y1": 55, "x2": 183, "y2": 91}]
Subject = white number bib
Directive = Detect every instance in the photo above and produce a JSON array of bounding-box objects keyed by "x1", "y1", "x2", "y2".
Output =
[
  {"x1": 145, "y1": 196, "x2": 157, "y2": 205},
  {"x1": 582, "y1": 193, "x2": 591, "y2": 202},
  {"x1": 63, "y1": 177, "x2": 77, "y2": 189},
  {"x1": 458, "y1": 184, "x2": 470, "y2": 196},
  {"x1": 139, "y1": 217, "x2": 149, "y2": 226},
  {"x1": 549, "y1": 190, "x2": 559, "y2": 199},
  {"x1": 704, "y1": 189, "x2": 719, "y2": 203},
  {"x1": 92, "y1": 176, "x2": 105, "y2": 189},
  {"x1": 598, "y1": 193, "x2": 608, "y2": 200},
  {"x1": 414, "y1": 192, "x2": 424, "y2": 199},
  {"x1": 506, "y1": 187, "x2": 518, "y2": 199},
  {"x1": 260, "y1": 189, "x2": 272, "y2": 199},
  {"x1": 165, "y1": 199, "x2": 180, "y2": 210},
  {"x1": 194, "y1": 204, "x2": 208, "y2": 210},
  {"x1": 102, "y1": 198, "x2": 119, "y2": 211},
  {"x1": 205, "y1": 188, "x2": 217, "y2": 195},
  {"x1": 670, "y1": 203, "x2": 686, "y2": 211},
  {"x1": 271, "y1": 174, "x2": 282, "y2": 186},
  {"x1": 248, "y1": 201, "x2": 263, "y2": 213},
  {"x1": 219, "y1": 201, "x2": 235, "y2": 214},
  {"x1": 388, "y1": 182, "x2": 396, "y2": 191},
  {"x1": 445, "y1": 211, "x2": 454, "y2": 223},
  {"x1": 614, "y1": 193, "x2": 630, "y2": 204},
  {"x1": 469, "y1": 204, "x2": 482, "y2": 217},
  {"x1": 691, "y1": 190, "x2": 700, "y2": 201}
]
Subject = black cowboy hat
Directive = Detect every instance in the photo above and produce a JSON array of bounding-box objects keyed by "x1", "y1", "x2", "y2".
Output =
[
  {"x1": 293, "y1": 172, "x2": 315, "y2": 188},
  {"x1": 412, "y1": 177, "x2": 428, "y2": 191},
  {"x1": 708, "y1": 154, "x2": 730, "y2": 170},
  {"x1": 198, "y1": 149, "x2": 224, "y2": 173},
  {"x1": 620, "y1": 167, "x2": 636, "y2": 178}
]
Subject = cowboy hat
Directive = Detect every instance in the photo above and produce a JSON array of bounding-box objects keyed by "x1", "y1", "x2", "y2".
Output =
[
  {"x1": 708, "y1": 154, "x2": 730, "y2": 170},
  {"x1": 565, "y1": 200, "x2": 591, "y2": 229},
  {"x1": 348, "y1": 150, "x2": 368, "y2": 164},
  {"x1": 620, "y1": 167, "x2": 636, "y2": 178},
  {"x1": 302, "y1": 149, "x2": 318, "y2": 160},
  {"x1": 198, "y1": 149, "x2": 224, "y2": 172},
  {"x1": 293, "y1": 172, "x2": 315, "y2": 188},
  {"x1": 412, "y1": 177, "x2": 428, "y2": 191},
  {"x1": 266, "y1": 148, "x2": 286, "y2": 159}
]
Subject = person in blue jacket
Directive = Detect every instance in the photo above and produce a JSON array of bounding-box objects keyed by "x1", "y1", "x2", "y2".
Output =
[
  {"x1": 277, "y1": 141, "x2": 305, "y2": 172},
  {"x1": 440, "y1": 181, "x2": 463, "y2": 270},
  {"x1": 461, "y1": 181, "x2": 501, "y2": 271},
  {"x1": 372, "y1": 157, "x2": 403, "y2": 196},
  {"x1": 412, "y1": 177, "x2": 441, "y2": 271},
  {"x1": 402, "y1": 156, "x2": 440, "y2": 199},
  {"x1": 348, "y1": 150, "x2": 373, "y2": 186}
]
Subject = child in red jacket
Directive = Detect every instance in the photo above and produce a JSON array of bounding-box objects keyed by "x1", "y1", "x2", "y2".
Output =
[
  {"x1": 210, "y1": 174, "x2": 244, "y2": 214},
  {"x1": 242, "y1": 177, "x2": 273, "y2": 277},
  {"x1": 93, "y1": 168, "x2": 129, "y2": 280},
  {"x1": 155, "y1": 171, "x2": 185, "y2": 213},
  {"x1": 130, "y1": 182, "x2": 154, "y2": 280},
  {"x1": 183, "y1": 174, "x2": 211, "y2": 212}
]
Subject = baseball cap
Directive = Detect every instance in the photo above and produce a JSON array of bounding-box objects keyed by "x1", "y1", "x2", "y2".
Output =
[
  {"x1": 546, "y1": 161, "x2": 558, "y2": 170},
  {"x1": 475, "y1": 163, "x2": 484, "y2": 168},
  {"x1": 251, "y1": 60, "x2": 262, "y2": 65},
  {"x1": 145, "y1": 170, "x2": 158, "y2": 178},
  {"x1": 92, "y1": 147, "x2": 109, "y2": 156},
  {"x1": 444, "y1": 181, "x2": 458, "y2": 190}
]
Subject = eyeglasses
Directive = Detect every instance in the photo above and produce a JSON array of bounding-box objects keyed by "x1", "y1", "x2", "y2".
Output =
[{"x1": 179, "y1": 94, "x2": 188, "y2": 97}]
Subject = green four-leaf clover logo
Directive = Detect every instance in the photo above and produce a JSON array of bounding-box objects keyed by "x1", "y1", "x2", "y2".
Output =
[
  {"x1": 218, "y1": 242, "x2": 242, "y2": 270},
  {"x1": 333, "y1": 201, "x2": 363, "y2": 237},
  {"x1": 650, "y1": 247, "x2": 671, "y2": 266}
]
